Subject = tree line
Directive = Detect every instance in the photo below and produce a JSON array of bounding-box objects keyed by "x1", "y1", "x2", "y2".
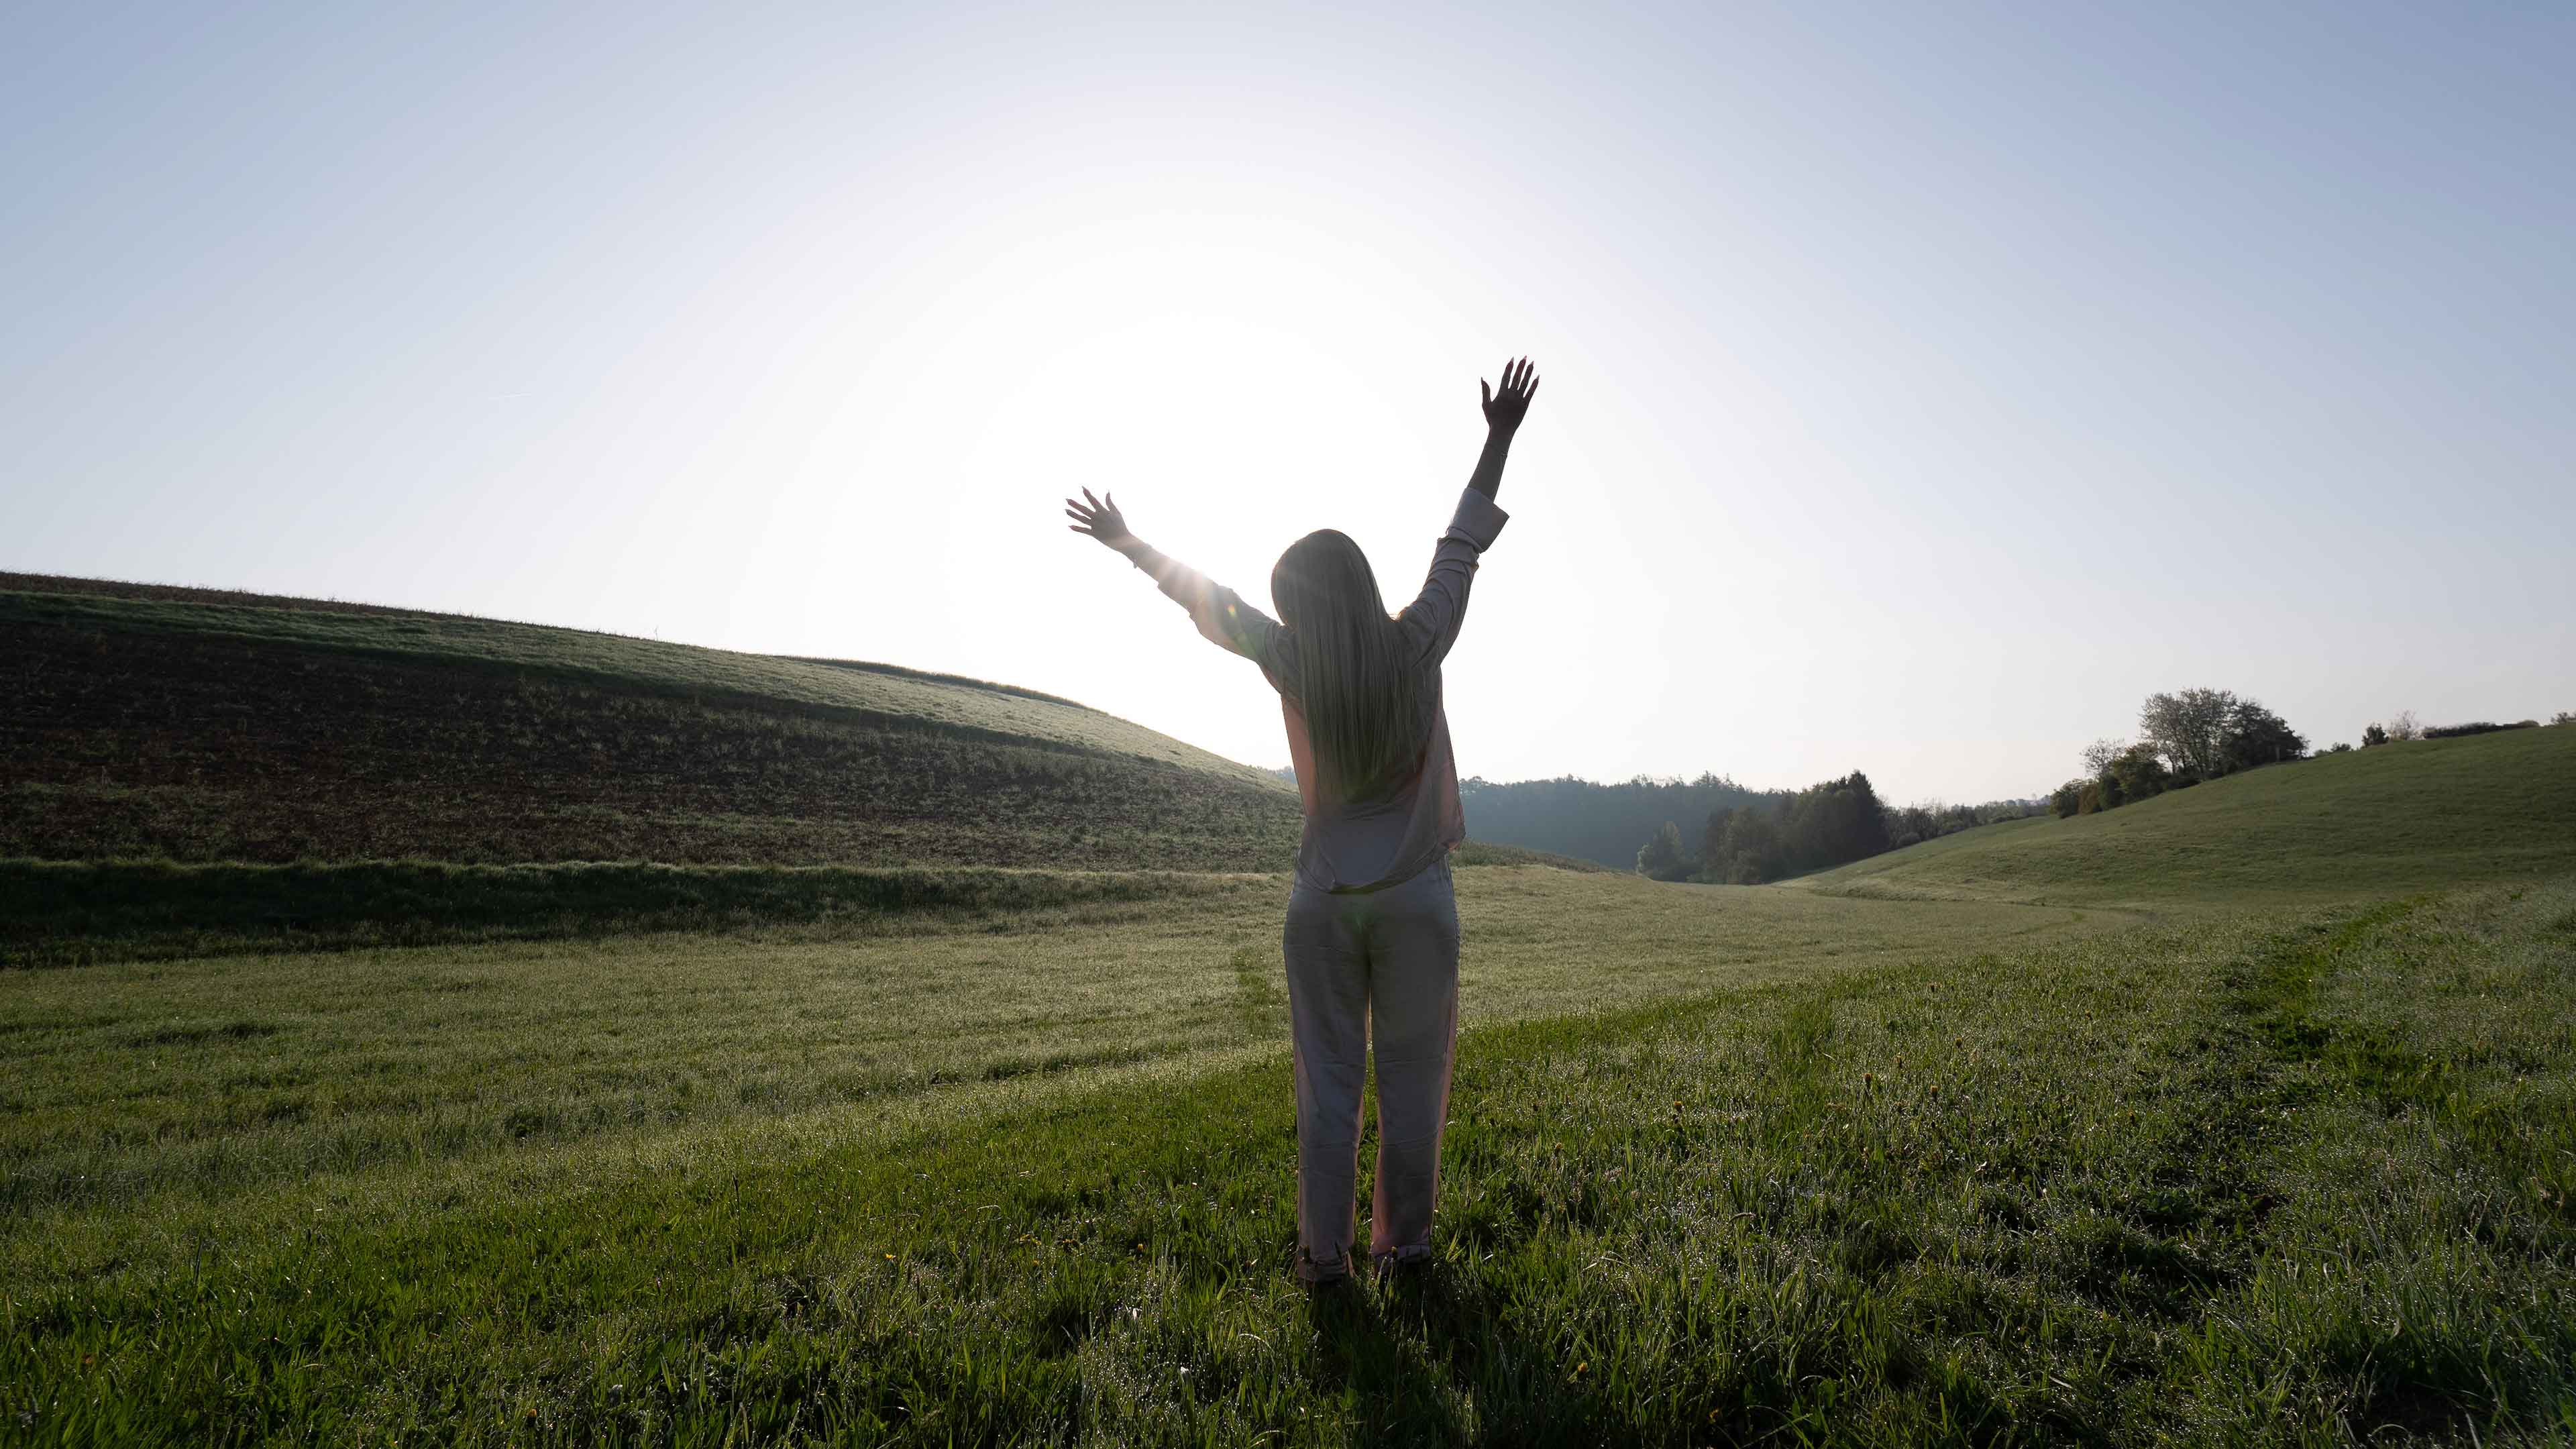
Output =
[
  {"x1": 2351, "y1": 709, "x2": 2557, "y2": 748},
  {"x1": 1636, "y1": 772, "x2": 2039, "y2": 884},
  {"x1": 2054, "y1": 690, "x2": 2573, "y2": 818},
  {"x1": 1460, "y1": 773, "x2": 1780, "y2": 869}
]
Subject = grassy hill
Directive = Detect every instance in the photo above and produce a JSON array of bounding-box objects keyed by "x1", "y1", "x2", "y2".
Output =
[
  {"x1": 7, "y1": 573, "x2": 2573, "y2": 1443},
  {"x1": 0, "y1": 572, "x2": 1302, "y2": 872},
  {"x1": 1790, "y1": 724, "x2": 2576, "y2": 906}
]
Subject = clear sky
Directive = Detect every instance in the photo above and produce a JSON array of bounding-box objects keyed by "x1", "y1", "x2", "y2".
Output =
[{"x1": 7, "y1": 2, "x2": 2570, "y2": 804}]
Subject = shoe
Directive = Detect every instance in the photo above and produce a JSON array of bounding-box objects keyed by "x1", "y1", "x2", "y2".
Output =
[
  {"x1": 1369, "y1": 1248, "x2": 1434, "y2": 1285},
  {"x1": 1296, "y1": 1248, "x2": 1354, "y2": 1289}
]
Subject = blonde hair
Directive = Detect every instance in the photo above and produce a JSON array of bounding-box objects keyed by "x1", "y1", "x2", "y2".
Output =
[{"x1": 1271, "y1": 530, "x2": 1429, "y2": 800}]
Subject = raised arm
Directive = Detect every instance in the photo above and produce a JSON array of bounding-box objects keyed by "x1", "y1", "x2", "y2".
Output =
[
  {"x1": 1399, "y1": 357, "x2": 1538, "y2": 663},
  {"x1": 1065, "y1": 488, "x2": 1281, "y2": 666},
  {"x1": 1467, "y1": 356, "x2": 1539, "y2": 502}
]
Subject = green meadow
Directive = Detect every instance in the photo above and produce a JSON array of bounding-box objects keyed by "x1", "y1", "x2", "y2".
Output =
[{"x1": 4, "y1": 577, "x2": 2573, "y2": 1445}]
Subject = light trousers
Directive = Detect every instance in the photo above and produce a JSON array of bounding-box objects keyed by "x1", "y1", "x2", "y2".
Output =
[{"x1": 1282, "y1": 857, "x2": 1462, "y2": 1281}]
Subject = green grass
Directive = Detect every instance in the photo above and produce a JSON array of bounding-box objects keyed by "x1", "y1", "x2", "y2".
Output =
[
  {"x1": 5, "y1": 879, "x2": 2568, "y2": 1444},
  {"x1": 0, "y1": 871, "x2": 2092, "y2": 1218},
  {"x1": 1446, "y1": 841, "x2": 1611, "y2": 873},
  {"x1": 1792, "y1": 726, "x2": 2576, "y2": 906},
  {"x1": 0, "y1": 852, "x2": 1609, "y2": 969},
  {"x1": 0, "y1": 860, "x2": 1274, "y2": 968}
]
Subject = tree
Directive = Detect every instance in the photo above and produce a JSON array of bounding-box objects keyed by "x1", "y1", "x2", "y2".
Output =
[
  {"x1": 2050, "y1": 780, "x2": 2087, "y2": 818},
  {"x1": 1778, "y1": 771, "x2": 1890, "y2": 871},
  {"x1": 2362, "y1": 722, "x2": 2389, "y2": 747},
  {"x1": 2387, "y1": 710, "x2": 2420, "y2": 742},
  {"x1": 2081, "y1": 738, "x2": 2129, "y2": 775},
  {"x1": 2104, "y1": 743, "x2": 2171, "y2": 803},
  {"x1": 2554, "y1": 711, "x2": 2576, "y2": 727},
  {"x1": 1719, "y1": 810, "x2": 1784, "y2": 883},
  {"x1": 1697, "y1": 806, "x2": 1736, "y2": 878},
  {"x1": 2139, "y1": 688, "x2": 2237, "y2": 782},
  {"x1": 1635, "y1": 821, "x2": 1693, "y2": 881},
  {"x1": 2217, "y1": 699, "x2": 2306, "y2": 773}
]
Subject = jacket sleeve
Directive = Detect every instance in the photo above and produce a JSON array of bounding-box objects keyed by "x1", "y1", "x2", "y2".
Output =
[
  {"x1": 1396, "y1": 488, "x2": 1510, "y2": 667},
  {"x1": 1132, "y1": 546, "x2": 1288, "y2": 683}
]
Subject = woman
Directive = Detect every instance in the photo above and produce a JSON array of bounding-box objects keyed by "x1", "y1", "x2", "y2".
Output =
[{"x1": 1064, "y1": 357, "x2": 1539, "y2": 1285}]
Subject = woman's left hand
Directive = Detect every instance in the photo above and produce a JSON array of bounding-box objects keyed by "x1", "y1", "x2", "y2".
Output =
[{"x1": 1064, "y1": 488, "x2": 1135, "y2": 551}]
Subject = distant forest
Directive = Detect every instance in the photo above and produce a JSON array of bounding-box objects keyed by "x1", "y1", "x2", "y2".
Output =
[
  {"x1": 1461, "y1": 774, "x2": 1779, "y2": 870},
  {"x1": 1459, "y1": 773, "x2": 2037, "y2": 877}
]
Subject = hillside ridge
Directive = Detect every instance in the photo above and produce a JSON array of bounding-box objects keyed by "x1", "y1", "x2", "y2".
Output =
[
  {"x1": 1, "y1": 573, "x2": 1302, "y2": 871},
  {"x1": 1786, "y1": 724, "x2": 2576, "y2": 905},
  {"x1": 1, "y1": 574, "x2": 1253, "y2": 779}
]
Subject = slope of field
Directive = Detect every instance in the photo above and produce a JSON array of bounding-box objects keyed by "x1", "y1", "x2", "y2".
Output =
[
  {"x1": 1790, "y1": 724, "x2": 2576, "y2": 906},
  {"x1": 1, "y1": 575, "x2": 1303, "y2": 871},
  {"x1": 0, "y1": 577, "x2": 1257, "y2": 776}
]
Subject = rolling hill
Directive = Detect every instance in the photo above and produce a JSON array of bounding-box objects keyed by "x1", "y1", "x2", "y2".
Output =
[
  {"x1": 1788, "y1": 722, "x2": 2576, "y2": 905},
  {"x1": 0, "y1": 572, "x2": 1302, "y2": 871},
  {"x1": 8, "y1": 578, "x2": 2573, "y2": 1442}
]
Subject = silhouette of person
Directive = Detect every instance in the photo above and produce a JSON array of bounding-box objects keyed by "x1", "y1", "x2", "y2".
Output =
[{"x1": 1066, "y1": 358, "x2": 1539, "y2": 1283}]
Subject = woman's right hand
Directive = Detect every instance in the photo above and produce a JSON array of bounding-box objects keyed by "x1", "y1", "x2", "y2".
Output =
[
  {"x1": 1480, "y1": 356, "x2": 1539, "y2": 435},
  {"x1": 1064, "y1": 488, "x2": 1136, "y2": 551}
]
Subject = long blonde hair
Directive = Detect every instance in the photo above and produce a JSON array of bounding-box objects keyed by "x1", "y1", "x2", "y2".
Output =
[{"x1": 1271, "y1": 529, "x2": 1428, "y2": 800}]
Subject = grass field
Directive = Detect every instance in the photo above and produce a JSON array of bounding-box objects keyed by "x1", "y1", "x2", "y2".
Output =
[
  {"x1": 7, "y1": 874, "x2": 2569, "y2": 1445},
  {"x1": 3, "y1": 578, "x2": 2573, "y2": 1445},
  {"x1": 1, "y1": 870, "x2": 2098, "y2": 1222}
]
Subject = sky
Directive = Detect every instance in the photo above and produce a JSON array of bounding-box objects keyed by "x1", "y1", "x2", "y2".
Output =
[{"x1": 5, "y1": 1, "x2": 2571, "y2": 804}]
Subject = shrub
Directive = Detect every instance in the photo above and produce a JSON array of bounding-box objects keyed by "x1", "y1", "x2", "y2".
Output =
[
  {"x1": 2106, "y1": 743, "x2": 2171, "y2": 804},
  {"x1": 2422, "y1": 720, "x2": 2539, "y2": 739}
]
